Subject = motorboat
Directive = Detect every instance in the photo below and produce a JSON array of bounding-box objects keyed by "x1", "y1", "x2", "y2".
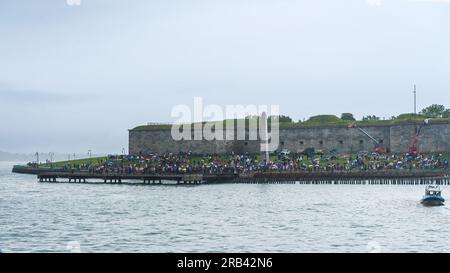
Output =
[{"x1": 421, "y1": 185, "x2": 445, "y2": 206}]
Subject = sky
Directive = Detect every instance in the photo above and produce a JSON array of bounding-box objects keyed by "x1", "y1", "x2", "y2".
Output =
[{"x1": 0, "y1": 0, "x2": 449, "y2": 154}]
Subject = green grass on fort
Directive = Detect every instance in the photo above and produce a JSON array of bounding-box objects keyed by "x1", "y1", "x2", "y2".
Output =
[
  {"x1": 131, "y1": 116, "x2": 450, "y2": 131},
  {"x1": 42, "y1": 156, "x2": 108, "y2": 167}
]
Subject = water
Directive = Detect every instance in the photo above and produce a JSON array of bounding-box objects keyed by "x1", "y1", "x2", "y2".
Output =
[{"x1": 1, "y1": 161, "x2": 450, "y2": 253}]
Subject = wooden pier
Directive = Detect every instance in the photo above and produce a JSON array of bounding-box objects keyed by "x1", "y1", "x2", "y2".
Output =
[
  {"x1": 235, "y1": 171, "x2": 450, "y2": 185},
  {"x1": 35, "y1": 171, "x2": 450, "y2": 186},
  {"x1": 37, "y1": 172, "x2": 236, "y2": 185}
]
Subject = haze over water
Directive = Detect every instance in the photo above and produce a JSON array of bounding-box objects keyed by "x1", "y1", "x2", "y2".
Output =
[{"x1": 1, "y1": 161, "x2": 449, "y2": 253}]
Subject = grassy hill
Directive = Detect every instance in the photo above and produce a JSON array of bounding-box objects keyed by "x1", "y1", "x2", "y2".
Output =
[{"x1": 131, "y1": 116, "x2": 450, "y2": 131}]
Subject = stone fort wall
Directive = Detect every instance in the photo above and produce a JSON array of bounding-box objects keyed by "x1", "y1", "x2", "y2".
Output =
[{"x1": 129, "y1": 123, "x2": 450, "y2": 155}]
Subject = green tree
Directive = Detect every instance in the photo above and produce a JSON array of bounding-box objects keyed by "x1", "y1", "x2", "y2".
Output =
[
  {"x1": 340, "y1": 113, "x2": 355, "y2": 121},
  {"x1": 362, "y1": 115, "x2": 380, "y2": 121},
  {"x1": 443, "y1": 109, "x2": 450, "y2": 118},
  {"x1": 419, "y1": 104, "x2": 446, "y2": 118},
  {"x1": 278, "y1": 115, "x2": 293, "y2": 123},
  {"x1": 269, "y1": 115, "x2": 293, "y2": 123}
]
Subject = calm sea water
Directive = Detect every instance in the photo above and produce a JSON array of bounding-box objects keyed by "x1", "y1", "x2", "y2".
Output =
[{"x1": 1, "y1": 161, "x2": 450, "y2": 253}]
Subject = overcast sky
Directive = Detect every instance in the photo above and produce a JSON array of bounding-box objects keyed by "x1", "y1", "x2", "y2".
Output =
[{"x1": 0, "y1": 0, "x2": 449, "y2": 154}]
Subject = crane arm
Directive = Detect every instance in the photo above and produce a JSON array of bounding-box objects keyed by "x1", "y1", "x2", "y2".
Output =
[
  {"x1": 409, "y1": 119, "x2": 430, "y2": 153},
  {"x1": 355, "y1": 126, "x2": 380, "y2": 147}
]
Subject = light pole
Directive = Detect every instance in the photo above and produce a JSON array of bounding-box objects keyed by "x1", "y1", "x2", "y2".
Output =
[
  {"x1": 88, "y1": 150, "x2": 92, "y2": 165},
  {"x1": 49, "y1": 152, "x2": 54, "y2": 163},
  {"x1": 261, "y1": 112, "x2": 269, "y2": 163},
  {"x1": 413, "y1": 84, "x2": 417, "y2": 114},
  {"x1": 122, "y1": 148, "x2": 126, "y2": 156},
  {"x1": 35, "y1": 152, "x2": 39, "y2": 167}
]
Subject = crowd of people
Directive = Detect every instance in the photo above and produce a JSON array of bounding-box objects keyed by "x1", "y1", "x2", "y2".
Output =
[{"x1": 55, "y1": 151, "x2": 449, "y2": 175}]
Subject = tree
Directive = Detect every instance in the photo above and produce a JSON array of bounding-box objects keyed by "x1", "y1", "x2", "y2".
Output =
[
  {"x1": 278, "y1": 115, "x2": 293, "y2": 123},
  {"x1": 443, "y1": 109, "x2": 450, "y2": 118},
  {"x1": 269, "y1": 115, "x2": 293, "y2": 123},
  {"x1": 419, "y1": 104, "x2": 446, "y2": 118},
  {"x1": 340, "y1": 113, "x2": 355, "y2": 121},
  {"x1": 362, "y1": 115, "x2": 380, "y2": 121}
]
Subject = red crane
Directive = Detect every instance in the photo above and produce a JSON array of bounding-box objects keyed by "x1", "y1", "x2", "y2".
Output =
[{"x1": 408, "y1": 119, "x2": 430, "y2": 156}]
